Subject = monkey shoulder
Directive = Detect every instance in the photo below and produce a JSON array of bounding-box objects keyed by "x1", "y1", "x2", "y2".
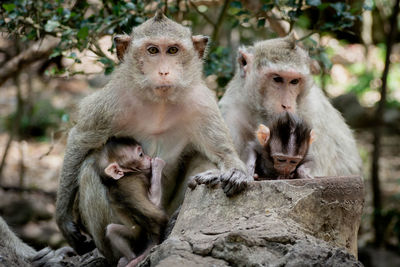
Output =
[{"x1": 76, "y1": 88, "x2": 120, "y2": 131}]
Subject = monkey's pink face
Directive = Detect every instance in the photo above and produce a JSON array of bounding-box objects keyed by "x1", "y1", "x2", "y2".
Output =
[
  {"x1": 139, "y1": 40, "x2": 187, "y2": 99},
  {"x1": 259, "y1": 69, "x2": 304, "y2": 115},
  {"x1": 131, "y1": 145, "x2": 152, "y2": 171},
  {"x1": 119, "y1": 145, "x2": 152, "y2": 172},
  {"x1": 271, "y1": 154, "x2": 302, "y2": 176}
]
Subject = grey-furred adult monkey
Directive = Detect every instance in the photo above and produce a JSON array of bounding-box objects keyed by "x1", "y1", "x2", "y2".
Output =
[
  {"x1": 219, "y1": 33, "x2": 362, "y2": 177},
  {"x1": 55, "y1": 11, "x2": 250, "y2": 259}
]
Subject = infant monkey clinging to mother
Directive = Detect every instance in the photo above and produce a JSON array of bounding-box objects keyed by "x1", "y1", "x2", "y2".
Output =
[
  {"x1": 93, "y1": 137, "x2": 168, "y2": 266},
  {"x1": 246, "y1": 112, "x2": 315, "y2": 180}
]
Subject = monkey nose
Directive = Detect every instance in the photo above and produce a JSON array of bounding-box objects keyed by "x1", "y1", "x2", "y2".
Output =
[
  {"x1": 159, "y1": 71, "x2": 169, "y2": 76},
  {"x1": 281, "y1": 104, "x2": 292, "y2": 110}
]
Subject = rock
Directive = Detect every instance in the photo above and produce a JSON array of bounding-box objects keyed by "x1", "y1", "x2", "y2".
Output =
[{"x1": 141, "y1": 176, "x2": 364, "y2": 266}]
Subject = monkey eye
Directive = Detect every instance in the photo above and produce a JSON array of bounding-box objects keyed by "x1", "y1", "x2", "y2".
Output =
[
  {"x1": 139, "y1": 152, "x2": 143, "y2": 158},
  {"x1": 290, "y1": 160, "x2": 298, "y2": 164},
  {"x1": 290, "y1": 78, "x2": 300, "y2": 85},
  {"x1": 167, "y1": 46, "x2": 179, "y2": 54},
  {"x1": 277, "y1": 158, "x2": 286, "y2": 163},
  {"x1": 273, "y1": 76, "x2": 284, "y2": 83},
  {"x1": 147, "y1": 46, "x2": 159, "y2": 54}
]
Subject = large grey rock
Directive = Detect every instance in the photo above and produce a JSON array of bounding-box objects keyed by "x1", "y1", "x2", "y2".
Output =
[{"x1": 141, "y1": 176, "x2": 364, "y2": 267}]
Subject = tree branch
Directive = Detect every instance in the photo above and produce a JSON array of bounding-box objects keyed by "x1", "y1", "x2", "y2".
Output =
[
  {"x1": 0, "y1": 36, "x2": 59, "y2": 87},
  {"x1": 211, "y1": 0, "x2": 231, "y2": 44},
  {"x1": 188, "y1": 0, "x2": 216, "y2": 27}
]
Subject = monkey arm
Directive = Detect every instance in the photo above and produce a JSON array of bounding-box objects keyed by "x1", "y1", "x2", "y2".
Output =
[
  {"x1": 56, "y1": 126, "x2": 110, "y2": 254},
  {"x1": 245, "y1": 142, "x2": 257, "y2": 177},
  {"x1": 189, "y1": 101, "x2": 252, "y2": 196}
]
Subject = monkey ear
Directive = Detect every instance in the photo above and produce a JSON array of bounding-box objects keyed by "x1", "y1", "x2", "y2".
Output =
[
  {"x1": 310, "y1": 60, "x2": 321, "y2": 75},
  {"x1": 104, "y1": 163, "x2": 125, "y2": 180},
  {"x1": 192, "y1": 35, "x2": 209, "y2": 59},
  {"x1": 238, "y1": 48, "x2": 253, "y2": 78},
  {"x1": 309, "y1": 129, "x2": 316, "y2": 145},
  {"x1": 113, "y1": 35, "x2": 132, "y2": 62},
  {"x1": 154, "y1": 9, "x2": 166, "y2": 21},
  {"x1": 256, "y1": 124, "x2": 270, "y2": 146},
  {"x1": 286, "y1": 31, "x2": 298, "y2": 49}
]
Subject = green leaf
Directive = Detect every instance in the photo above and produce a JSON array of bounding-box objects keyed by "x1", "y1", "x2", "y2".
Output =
[
  {"x1": 257, "y1": 18, "x2": 266, "y2": 28},
  {"x1": 77, "y1": 26, "x2": 89, "y2": 40},
  {"x1": 330, "y1": 2, "x2": 346, "y2": 13},
  {"x1": 230, "y1": 1, "x2": 242, "y2": 9},
  {"x1": 363, "y1": 0, "x2": 374, "y2": 10},
  {"x1": 306, "y1": 0, "x2": 321, "y2": 6},
  {"x1": 126, "y1": 2, "x2": 136, "y2": 10},
  {"x1": 2, "y1": 3, "x2": 16, "y2": 12},
  {"x1": 44, "y1": 20, "x2": 60, "y2": 32}
]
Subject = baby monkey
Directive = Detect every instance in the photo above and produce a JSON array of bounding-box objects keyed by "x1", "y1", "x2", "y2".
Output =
[
  {"x1": 247, "y1": 112, "x2": 315, "y2": 180},
  {"x1": 94, "y1": 137, "x2": 168, "y2": 266}
]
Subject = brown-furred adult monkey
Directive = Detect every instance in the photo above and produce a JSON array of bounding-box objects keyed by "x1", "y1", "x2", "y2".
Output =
[
  {"x1": 90, "y1": 136, "x2": 168, "y2": 267},
  {"x1": 56, "y1": 11, "x2": 250, "y2": 259},
  {"x1": 219, "y1": 33, "x2": 362, "y2": 178},
  {"x1": 246, "y1": 112, "x2": 315, "y2": 180}
]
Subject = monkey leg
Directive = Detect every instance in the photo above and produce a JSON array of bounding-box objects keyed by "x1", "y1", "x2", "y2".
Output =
[
  {"x1": 106, "y1": 224, "x2": 136, "y2": 263},
  {"x1": 149, "y1": 157, "x2": 166, "y2": 207}
]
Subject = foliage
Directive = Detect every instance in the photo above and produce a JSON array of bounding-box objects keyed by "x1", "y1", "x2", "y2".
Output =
[
  {"x1": 0, "y1": 0, "x2": 366, "y2": 80},
  {"x1": 0, "y1": 0, "x2": 164, "y2": 74},
  {"x1": 3, "y1": 99, "x2": 65, "y2": 139}
]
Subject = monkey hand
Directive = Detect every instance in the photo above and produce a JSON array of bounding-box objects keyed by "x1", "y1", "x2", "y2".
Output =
[
  {"x1": 220, "y1": 168, "x2": 252, "y2": 196},
  {"x1": 62, "y1": 220, "x2": 96, "y2": 255},
  {"x1": 188, "y1": 169, "x2": 221, "y2": 190},
  {"x1": 296, "y1": 165, "x2": 314, "y2": 179},
  {"x1": 152, "y1": 157, "x2": 166, "y2": 171}
]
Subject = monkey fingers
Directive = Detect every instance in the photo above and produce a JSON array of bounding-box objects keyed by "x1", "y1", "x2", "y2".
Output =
[
  {"x1": 31, "y1": 246, "x2": 76, "y2": 267},
  {"x1": 188, "y1": 169, "x2": 221, "y2": 189},
  {"x1": 220, "y1": 168, "x2": 252, "y2": 196},
  {"x1": 152, "y1": 157, "x2": 166, "y2": 173}
]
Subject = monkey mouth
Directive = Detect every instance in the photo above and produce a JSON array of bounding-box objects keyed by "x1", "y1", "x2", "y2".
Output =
[{"x1": 155, "y1": 85, "x2": 173, "y2": 92}]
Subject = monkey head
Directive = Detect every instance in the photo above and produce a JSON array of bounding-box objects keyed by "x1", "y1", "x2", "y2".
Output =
[
  {"x1": 113, "y1": 10, "x2": 209, "y2": 103},
  {"x1": 256, "y1": 113, "x2": 315, "y2": 177},
  {"x1": 98, "y1": 137, "x2": 152, "y2": 181},
  {"x1": 237, "y1": 33, "x2": 320, "y2": 117}
]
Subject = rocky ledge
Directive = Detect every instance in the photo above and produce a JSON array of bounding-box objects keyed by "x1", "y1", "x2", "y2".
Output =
[{"x1": 139, "y1": 176, "x2": 364, "y2": 267}]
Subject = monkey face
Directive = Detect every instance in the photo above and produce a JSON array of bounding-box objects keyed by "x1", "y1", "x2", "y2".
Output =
[
  {"x1": 271, "y1": 154, "x2": 302, "y2": 176},
  {"x1": 130, "y1": 145, "x2": 152, "y2": 171},
  {"x1": 237, "y1": 35, "x2": 315, "y2": 117},
  {"x1": 129, "y1": 37, "x2": 199, "y2": 103}
]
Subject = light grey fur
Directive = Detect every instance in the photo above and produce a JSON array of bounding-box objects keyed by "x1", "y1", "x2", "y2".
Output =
[{"x1": 220, "y1": 36, "x2": 362, "y2": 177}]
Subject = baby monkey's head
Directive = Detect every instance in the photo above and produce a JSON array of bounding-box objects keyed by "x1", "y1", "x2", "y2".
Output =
[{"x1": 96, "y1": 137, "x2": 152, "y2": 181}]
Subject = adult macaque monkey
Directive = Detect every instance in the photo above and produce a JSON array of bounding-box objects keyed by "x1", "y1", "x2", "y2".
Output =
[
  {"x1": 56, "y1": 10, "x2": 250, "y2": 259},
  {"x1": 220, "y1": 33, "x2": 362, "y2": 177}
]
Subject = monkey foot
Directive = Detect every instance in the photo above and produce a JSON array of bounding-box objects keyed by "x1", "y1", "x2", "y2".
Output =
[
  {"x1": 221, "y1": 168, "x2": 253, "y2": 197},
  {"x1": 152, "y1": 157, "x2": 166, "y2": 170},
  {"x1": 31, "y1": 246, "x2": 76, "y2": 266},
  {"x1": 188, "y1": 169, "x2": 221, "y2": 189}
]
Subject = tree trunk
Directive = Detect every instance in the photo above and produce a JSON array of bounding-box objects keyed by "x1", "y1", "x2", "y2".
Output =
[{"x1": 371, "y1": 0, "x2": 399, "y2": 247}]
